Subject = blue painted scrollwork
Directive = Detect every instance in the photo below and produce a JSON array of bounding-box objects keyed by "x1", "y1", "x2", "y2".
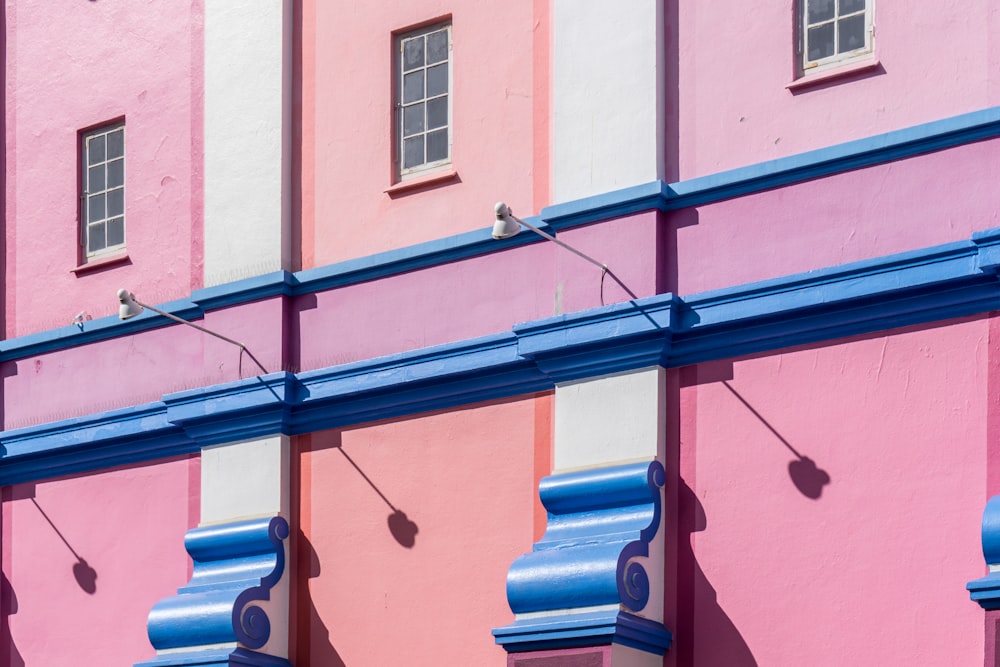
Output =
[
  {"x1": 493, "y1": 460, "x2": 672, "y2": 654},
  {"x1": 135, "y1": 516, "x2": 291, "y2": 667},
  {"x1": 968, "y1": 496, "x2": 1000, "y2": 609}
]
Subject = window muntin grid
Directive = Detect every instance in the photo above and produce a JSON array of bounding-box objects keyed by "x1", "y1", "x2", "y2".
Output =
[
  {"x1": 801, "y1": 0, "x2": 872, "y2": 73},
  {"x1": 82, "y1": 123, "x2": 125, "y2": 258},
  {"x1": 397, "y1": 24, "x2": 451, "y2": 178}
]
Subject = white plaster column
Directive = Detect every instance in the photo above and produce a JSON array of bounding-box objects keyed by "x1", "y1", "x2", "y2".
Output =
[
  {"x1": 204, "y1": 1, "x2": 292, "y2": 286},
  {"x1": 552, "y1": 0, "x2": 666, "y2": 203}
]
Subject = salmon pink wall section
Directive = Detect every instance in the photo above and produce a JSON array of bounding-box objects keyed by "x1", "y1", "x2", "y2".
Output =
[
  {"x1": 4, "y1": 1, "x2": 203, "y2": 338},
  {"x1": 297, "y1": 398, "x2": 538, "y2": 665},
  {"x1": 673, "y1": 319, "x2": 986, "y2": 665},
  {"x1": 671, "y1": 137, "x2": 1000, "y2": 296},
  {"x1": 1, "y1": 456, "x2": 198, "y2": 665},
  {"x1": 672, "y1": 2, "x2": 1000, "y2": 179},
  {"x1": 308, "y1": 0, "x2": 540, "y2": 265}
]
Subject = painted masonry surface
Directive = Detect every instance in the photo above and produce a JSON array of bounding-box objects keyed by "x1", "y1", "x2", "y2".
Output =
[{"x1": 1, "y1": 1, "x2": 1000, "y2": 666}]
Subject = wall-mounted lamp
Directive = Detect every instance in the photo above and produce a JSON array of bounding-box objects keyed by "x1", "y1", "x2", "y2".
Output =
[
  {"x1": 117, "y1": 288, "x2": 269, "y2": 376},
  {"x1": 492, "y1": 202, "x2": 636, "y2": 303}
]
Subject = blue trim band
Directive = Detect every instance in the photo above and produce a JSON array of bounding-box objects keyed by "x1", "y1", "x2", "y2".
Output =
[
  {"x1": 135, "y1": 648, "x2": 292, "y2": 667},
  {"x1": 4, "y1": 226, "x2": 1000, "y2": 484},
  {"x1": 3, "y1": 106, "x2": 999, "y2": 362},
  {"x1": 492, "y1": 609, "x2": 672, "y2": 655}
]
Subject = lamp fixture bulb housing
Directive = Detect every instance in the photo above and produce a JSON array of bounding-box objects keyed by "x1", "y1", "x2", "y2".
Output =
[{"x1": 492, "y1": 201, "x2": 522, "y2": 240}]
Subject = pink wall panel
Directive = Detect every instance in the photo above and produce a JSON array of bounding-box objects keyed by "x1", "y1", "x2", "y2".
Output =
[
  {"x1": 672, "y1": 2, "x2": 1000, "y2": 179},
  {"x1": 1, "y1": 456, "x2": 198, "y2": 666},
  {"x1": 297, "y1": 398, "x2": 539, "y2": 666},
  {"x1": 5, "y1": 1, "x2": 203, "y2": 338},
  {"x1": 672, "y1": 318, "x2": 986, "y2": 665},
  {"x1": 308, "y1": 0, "x2": 540, "y2": 266}
]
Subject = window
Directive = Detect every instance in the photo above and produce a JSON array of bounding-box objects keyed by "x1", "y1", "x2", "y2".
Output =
[
  {"x1": 81, "y1": 123, "x2": 125, "y2": 259},
  {"x1": 396, "y1": 23, "x2": 451, "y2": 180},
  {"x1": 800, "y1": 0, "x2": 873, "y2": 74}
]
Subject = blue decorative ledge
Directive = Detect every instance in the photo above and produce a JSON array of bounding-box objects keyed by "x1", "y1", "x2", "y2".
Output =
[
  {"x1": 135, "y1": 516, "x2": 291, "y2": 667},
  {"x1": 493, "y1": 460, "x2": 671, "y2": 654},
  {"x1": 968, "y1": 496, "x2": 1000, "y2": 609}
]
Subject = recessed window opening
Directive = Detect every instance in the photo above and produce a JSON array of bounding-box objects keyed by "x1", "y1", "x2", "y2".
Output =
[
  {"x1": 82, "y1": 122, "x2": 126, "y2": 259},
  {"x1": 396, "y1": 22, "x2": 452, "y2": 180}
]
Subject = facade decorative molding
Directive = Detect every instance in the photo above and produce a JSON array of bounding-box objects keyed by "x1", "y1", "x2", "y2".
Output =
[
  {"x1": 5, "y1": 226, "x2": 1000, "y2": 485},
  {"x1": 493, "y1": 460, "x2": 670, "y2": 654},
  {"x1": 135, "y1": 516, "x2": 291, "y2": 667},
  {"x1": 968, "y1": 496, "x2": 1000, "y2": 609}
]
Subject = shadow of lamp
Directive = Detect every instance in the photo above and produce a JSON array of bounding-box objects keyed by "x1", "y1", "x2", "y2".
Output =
[{"x1": 117, "y1": 288, "x2": 269, "y2": 376}]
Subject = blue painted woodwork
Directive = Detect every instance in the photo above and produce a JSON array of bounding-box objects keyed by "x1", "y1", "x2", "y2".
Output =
[
  {"x1": 134, "y1": 516, "x2": 290, "y2": 667},
  {"x1": 492, "y1": 461, "x2": 670, "y2": 654},
  {"x1": 967, "y1": 496, "x2": 1000, "y2": 609},
  {"x1": 136, "y1": 647, "x2": 292, "y2": 667}
]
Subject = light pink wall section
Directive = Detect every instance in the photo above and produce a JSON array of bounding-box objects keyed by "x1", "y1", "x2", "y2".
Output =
[
  {"x1": 669, "y1": 319, "x2": 986, "y2": 665},
  {"x1": 308, "y1": 0, "x2": 540, "y2": 265},
  {"x1": 4, "y1": 1, "x2": 203, "y2": 338},
  {"x1": 1, "y1": 456, "x2": 198, "y2": 666},
  {"x1": 297, "y1": 398, "x2": 538, "y2": 665},
  {"x1": 672, "y1": 2, "x2": 1000, "y2": 178}
]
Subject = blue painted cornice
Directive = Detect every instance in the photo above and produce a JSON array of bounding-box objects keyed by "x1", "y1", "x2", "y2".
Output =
[
  {"x1": 4, "y1": 227, "x2": 1000, "y2": 484},
  {"x1": 968, "y1": 496, "x2": 1000, "y2": 609},
  {"x1": 493, "y1": 461, "x2": 671, "y2": 654},
  {"x1": 135, "y1": 516, "x2": 291, "y2": 667}
]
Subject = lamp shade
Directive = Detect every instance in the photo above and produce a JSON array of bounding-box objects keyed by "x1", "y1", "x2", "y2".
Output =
[
  {"x1": 492, "y1": 201, "x2": 522, "y2": 240},
  {"x1": 118, "y1": 288, "x2": 144, "y2": 320}
]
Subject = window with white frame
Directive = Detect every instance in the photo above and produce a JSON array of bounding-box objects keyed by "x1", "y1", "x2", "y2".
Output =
[
  {"x1": 396, "y1": 23, "x2": 451, "y2": 179},
  {"x1": 800, "y1": 0, "x2": 873, "y2": 74},
  {"x1": 81, "y1": 123, "x2": 125, "y2": 259}
]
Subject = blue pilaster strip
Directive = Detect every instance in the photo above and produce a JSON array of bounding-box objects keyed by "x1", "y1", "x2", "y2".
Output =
[
  {"x1": 493, "y1": 461, "x2": 670, "y2": 654},
  {"x1": 135, "y1": 516, "x2": 290, "y2": 667},
  {"x1": 967, "y1": 496, "x2": 1000, "y2": 609}
]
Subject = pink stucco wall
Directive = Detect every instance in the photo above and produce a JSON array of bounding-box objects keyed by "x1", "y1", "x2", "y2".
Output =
[
  {"x1": 672, "y1": 2, "x2": 1000, "y2": 179},
  {"x1": 1, "y1": 456, "x2": 198, "y2": 666},
  {"x1": 668, "y1": 318, "x2": 986, "y2": 665},
  {"x1": 305, "y1": 0, "x2": 543, "y2": 266},
  {"x1": 296, "y1": 398, "x2": 540, "y2": 666},
  {"x1": 4, "y1": 1, "x2": 203, "y2": 339}
]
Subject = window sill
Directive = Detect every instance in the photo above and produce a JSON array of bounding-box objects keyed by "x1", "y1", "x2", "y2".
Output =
[
  {"x1": 787, "y1": 58, "x2": 881, "y2": 92},
  {"x1": 71, "y1": 252, "x2": 130, "y2": 275},
  {"x1": 384, "y1": 169, "x2": 459, "y2": 198}
]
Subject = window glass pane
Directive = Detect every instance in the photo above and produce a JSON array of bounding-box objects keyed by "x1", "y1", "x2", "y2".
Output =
[
  {"x1": 427, "y1": 63, "x2": 448, "y2": 97},
  {"x1": 107, "y1": 159, "x2": 124, "y2": 188},
  {"x1": 427, "y1": 29, "x2": 448, "y2": 64},
  {"x1": 106, "y1": 129, "x2": 124, "y2": 158},
  {"x1": 403, "y1": 136, "x2": 424, "y2": 169},
  {"x1": 88, "y1": 165, "x2": 105, "y2": 193},
  {"x1": 403, "y1": 71, "x2": 424, "y2": 104},
  {"x1": 839, "y1": 0, "x2": 865, "y2": 14},
  {"x1": 88, "y1": 193, "x2": 106, "y2": 222},
  {"x1": 427, "y1": 97, "x2": 448, "y2": 130},
  {"x1": 807, "y1": 23, "x2": 835, "y2": 60},
  {"x1": 107, "y1": 188, "x2": 124, "y2": 217},
  {"x1": 88, "y1": 135, "x2": 106, "y2": 164},
  {"x1": 403, "y1": 37, "x2": 424, "y2": 71},
  {"x1": 807, "y1": 0, "x2": 835, "y2": 24},
  {"x1": 88, "y1": 222, "x2": 106, "y2": 253},
  {"x1": 838, "y1": 14, "x2": 865, "y2": 52},
  {"x1": 426, "y1": 129, "x2": 448, "y2": 163},
  {"x1": 106, "y1": 217, "x2": 125, "y2": 247},
  {"x1": 403, "y1": 103, "x2": 424, "y2": 136}
]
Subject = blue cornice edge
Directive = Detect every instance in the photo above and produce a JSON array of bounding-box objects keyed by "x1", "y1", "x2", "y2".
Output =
[
  {"x1": 3, "y1": 107, "x2": 998, "y2": 364},
  {"x1": 968, "y1": 496, "x2": 1000, "y2": 609},
  {"x1": 135, "y1": 648, "x2": 292, "y2": 667},
  {"x1": 4, "y1": 226, "x2": 1000, "y2": 484},
  {"x1": 492, "y1": 609, "x2": 672, "y2": 655},
  {"x1": 145, "y1": 516, "x2": 289, "y2": 652}
]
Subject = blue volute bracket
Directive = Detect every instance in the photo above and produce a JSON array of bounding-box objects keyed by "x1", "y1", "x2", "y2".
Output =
[{"x1": 968, "y1": 496, "x2": 1000, "y2": 609}]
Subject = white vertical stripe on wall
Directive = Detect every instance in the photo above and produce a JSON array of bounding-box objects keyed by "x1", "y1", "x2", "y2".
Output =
[
  {"x1": 552, "y1": 0, "x2": 665, "y2": 203},
  {"x1": 204, "y1": 1, "x2": 292, "y2": 286}
]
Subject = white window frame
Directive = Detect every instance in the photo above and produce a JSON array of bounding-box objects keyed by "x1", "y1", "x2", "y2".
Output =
[
  {"x1": 395, "y1": 22, "x2": 453, "y2": 181},
  {"x1": 81, "y1": 122, "x2": 126, "y2": 260},
  {"x1": 799, "y1": 0, "x2": 874, "y2": 76}
]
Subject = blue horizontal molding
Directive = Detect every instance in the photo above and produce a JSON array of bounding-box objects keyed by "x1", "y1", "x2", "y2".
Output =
[
  {"x1": 136, "y1": 647, "x2": 292, "y2": 667},
  {"x1": 1, "y1": 107, "x2": 996, "y2": 364},
  {"x1": 5, "y1": 227, "x2": 1000, "y2": 484},
  {"x1": 137, "y1": 516, "x2": 290, "y2": 667},
  {"x1": 968, "y1": 496, "x2": 1000, "y2": 609},
  {"x1": 492, "y1": 608, "x2": 672, "y2": 655}
]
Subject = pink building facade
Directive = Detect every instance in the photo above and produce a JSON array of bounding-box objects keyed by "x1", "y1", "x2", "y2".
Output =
[{"x1": 1, "y1": 2, "x2": 999, "y2": 666}]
